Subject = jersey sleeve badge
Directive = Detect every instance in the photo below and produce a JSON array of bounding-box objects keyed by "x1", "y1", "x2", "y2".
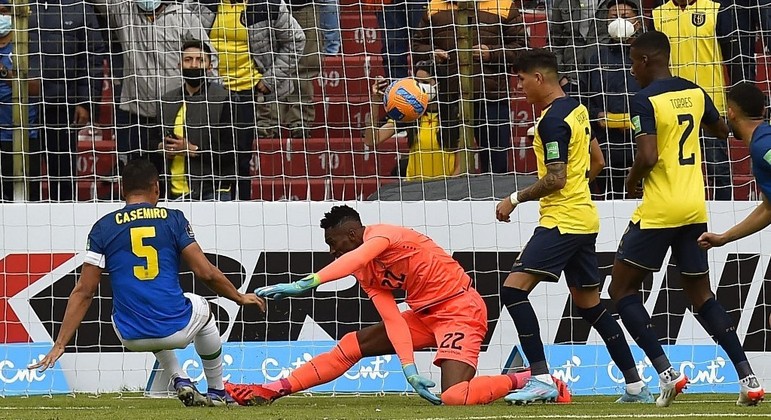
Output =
[
  {"x1": 546, "y1": 142, "x2": 560, "y2": 160},
  {"x1": 631, "y1": 115, "x2": 642, "y2": 135},
  {"x1": 186, "y1": 223, "x2": 195, "y2": 239}
]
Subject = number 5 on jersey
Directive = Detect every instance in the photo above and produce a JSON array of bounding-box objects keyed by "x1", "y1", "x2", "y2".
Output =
[{"x1": 130, "y1": 226, "x2": 159, "y2": 280}]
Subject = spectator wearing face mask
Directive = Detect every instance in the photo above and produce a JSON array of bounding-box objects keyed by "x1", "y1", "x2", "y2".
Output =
[
  {"x1": 157, "y1": 40, "x2": 236, "y2": 201},
  {"x1": 584, "y1": 0, "x2": 641, "y2": 199},
  {"x1": 95, "y1": 0, "x2": 217, "y2": 162},
  {"x1": 0, "y1": 0, "x2": 40, "y2": 201}
]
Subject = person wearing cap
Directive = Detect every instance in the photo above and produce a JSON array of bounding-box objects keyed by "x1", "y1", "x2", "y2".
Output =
[{"x1": 584, "y1": 0, "x2": 642, "y2": 199}]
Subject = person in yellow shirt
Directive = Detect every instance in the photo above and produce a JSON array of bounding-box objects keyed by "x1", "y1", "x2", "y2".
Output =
[
  {"x1": 364, "y1": 60, "x2": 459, "y2": 181},
  {"x1": 190, "y1": 0, "x2": 306, "y2": 199},
  {"x1": 652, "y1": 0, "x2": 732, "y2": 199},
  {"x1": 608, "y1": 31, "x2": 763, "y2": 407}
]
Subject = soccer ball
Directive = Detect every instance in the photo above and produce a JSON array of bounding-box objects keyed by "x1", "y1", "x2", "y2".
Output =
[{"x1": 383, "y1": 78, "x2": 430, "y2": 122}]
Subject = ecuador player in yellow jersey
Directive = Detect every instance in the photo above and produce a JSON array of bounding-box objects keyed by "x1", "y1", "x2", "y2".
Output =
[
  {"x1": 495, "y1": 49, "x2": 653, "y2": 405},
  {"x1": 608, "y1": 31, "x2": 764, "y2": 407}
]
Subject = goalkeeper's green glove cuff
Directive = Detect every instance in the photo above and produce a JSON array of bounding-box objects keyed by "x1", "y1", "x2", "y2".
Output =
[{"x1": 296, "y1": 273, "x2": 322, "y2": 290}]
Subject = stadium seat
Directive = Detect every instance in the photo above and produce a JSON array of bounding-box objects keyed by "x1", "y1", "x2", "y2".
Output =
[
  {"x1": 522, "y1": 10, "x2": 548, "y2": 49},
  {"x1": 339, "y1": 11, "x2": 381, "y2": 55},
  {"x1": 733, "y1": 175, "x2": 759, "y2": 201},
  {"x1": 316, "y1": 55, "x2": 384, "y2": 98},
  {"x1": 728, "y1": 138, "x2": 751, "y2": 177},
  {"x1": 254, "y1": 136, "x2": 408, "y2": 177},
  {"x1": 509, "y1": 136, "x2": 537, "y2": 174},
  {"x1": 314, "y1": 95, "x2": 373, "y2": 127},
  {"x1": 76, "y1": 139, "x2": 118, "y2": 178},
  {"x1": 757, "y1": 54, "x2": 770, "y2": 90},
  {"x1": 250, "y1": 176, "x2": 388, "y2": 201}
]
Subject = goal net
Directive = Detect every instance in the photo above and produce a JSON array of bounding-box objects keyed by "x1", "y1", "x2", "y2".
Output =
[{"x1": 0, "y1": 0, "x2": 770, "y2": 398}]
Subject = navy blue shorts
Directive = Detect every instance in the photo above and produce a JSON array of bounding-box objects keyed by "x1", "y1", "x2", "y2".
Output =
[
  {"x1": 511, "y1": 226, "x2": 600, "y2": 288},
  {"x1": 616, "y1": 222, "x2": 709, "y2": 275}
]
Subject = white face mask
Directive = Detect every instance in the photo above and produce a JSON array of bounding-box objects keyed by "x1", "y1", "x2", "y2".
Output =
[
  {"x1": 417, "y1": 82, "x2": 437, "y2": 101},
  {"x1": 608, "y1": 17, "x2": 636, "y2": 41}
]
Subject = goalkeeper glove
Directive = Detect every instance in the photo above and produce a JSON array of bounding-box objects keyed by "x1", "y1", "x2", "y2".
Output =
[
  {"x1": 255, "y1": 273, "x2": 321, "y2": 299},
  {"x1": 403, "y1": 363, "x2": 442, "y2": 405}
]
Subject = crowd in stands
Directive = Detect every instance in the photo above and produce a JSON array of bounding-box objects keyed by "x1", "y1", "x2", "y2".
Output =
[{"x1": 0, "y1": 0, "x2": 768, "y2": 201}]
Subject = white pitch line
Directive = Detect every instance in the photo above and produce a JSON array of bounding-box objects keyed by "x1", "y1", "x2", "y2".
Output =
[
  {"x1": 418, "y1": 415, "x2": 771, "y2": 420},
  {"x1": 0, "y1": 407, "x2": 114, "y2": 410}
]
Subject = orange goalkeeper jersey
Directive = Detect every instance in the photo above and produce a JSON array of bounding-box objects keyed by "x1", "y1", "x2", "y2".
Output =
[{"x1": 351, "y1": 224, "x2": 471, "y2": 312}]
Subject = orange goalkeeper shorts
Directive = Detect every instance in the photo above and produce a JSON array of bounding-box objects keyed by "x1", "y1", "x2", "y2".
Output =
[{"x1": 402, "y1": 288, "x2": 488, "y2": 369}]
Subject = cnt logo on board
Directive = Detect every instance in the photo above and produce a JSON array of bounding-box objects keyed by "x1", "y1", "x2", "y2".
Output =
[
  {"x1": 0, "y1": 203, "x2": 771, "y2": 395},
  {"x1": 1, "y1": 247, "x2": 767, "y2": 396}
]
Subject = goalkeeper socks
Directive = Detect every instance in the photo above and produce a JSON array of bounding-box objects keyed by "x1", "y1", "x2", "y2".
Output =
[
  {"x1": 697, "y1": 297, "x2": 754, "y2": 379},
  {"x1": 505, "y1": 369, "x2": 531, "y2": 390},
  {"x1": 577, "y1": 303, "x2": 641, "y2": 384},
  {"x1": 501, "y1": 286, "x2": 549, "y2": 376},
  {"x1": 194, "y1": 317, "x2": 224, "y2": 390},
  {"x1": 441, "y1": 375, "x2": 514, "y2": 405},
  {"x1": 154, "y1": 350, "x2": 184, "y2": 381},
  {"x1": 616, "y1": 294, "x2": 670, "y2": 374},
  {"x1": 286, "y1": 332, "x2": 363, "y2": 393}
]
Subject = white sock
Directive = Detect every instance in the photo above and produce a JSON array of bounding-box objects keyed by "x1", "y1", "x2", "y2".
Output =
[
  {"x1": 154, "y1": 350, "x2": 184, "y2": 381},
  {"x1": 626, "y1": 380, "x2": 645, "y2": 395},
  {"x1": 194, "y1": 317, "x2": 224, "y2": 390},
  {"x1": 535, "y1": 374, "x2": 554, "y2": 386},
  {"x1": 658, "y1": 367, "x2": 678, "y2": 383}
]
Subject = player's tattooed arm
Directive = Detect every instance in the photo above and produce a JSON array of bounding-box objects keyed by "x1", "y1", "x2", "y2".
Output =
[{"x1": 518, "y1": 162, "x2": 567, "y2": 202}]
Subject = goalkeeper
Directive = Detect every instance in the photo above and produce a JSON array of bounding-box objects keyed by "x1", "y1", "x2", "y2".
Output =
[{"x1": 226, "y1": 205, "x2": 568, "y2": 406}]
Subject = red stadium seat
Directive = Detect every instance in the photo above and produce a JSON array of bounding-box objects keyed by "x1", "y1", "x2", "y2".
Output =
[
  {"x1": 254, "y1": 136, "x2": 408, "y2": 177},
  {"x1": 76, "y1": 139, "x2": 117, "y2": 178},
  {"x1": 340, "y1": 12, "x2": 381, "y2": 55},
  {"x1": 316, "y1": 55, "x2": 384, "y2": 98},
  {"x1": 729, "y1": 138, "x2": 751, "y2": 177},
  {"x1": 509, "y1": 136, "x2": 537, "y2": 174},
  {"x1": 733, "y1": 175, "x2": 759, "y2": 201},
  {"x1": 251, "y1": 176, "x2": 388, "y2": 201},
  {"x1": 522, "y1": 10, "x2": 548, "y2": 49},
  {"x1": 314, "y1": 95, "x2": 374, "y2": 127},
  {"x1": 757, "y1": 54, "x2": 770, "y2": 91}
]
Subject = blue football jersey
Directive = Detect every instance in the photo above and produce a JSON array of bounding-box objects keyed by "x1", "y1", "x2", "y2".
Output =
[
  {"x1": 84, "y1": 203, "x2": 195, "y2": 340},
  {"x1": 750, "y1": 124, "x2": 771, "y2": 201}
]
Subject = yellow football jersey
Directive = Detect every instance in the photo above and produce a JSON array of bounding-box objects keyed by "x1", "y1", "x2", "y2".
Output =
[
  {"x1": 653, "y1": 0, "x2": 726, "y2": 113},
  {"x1": 630, "y1": 77, "x2": 720, "y2": 228},
  {"x1": 210, "y1": 2, "x2": 262, "y2": 92},
  {"x1": 533, "y1": 96, "x2": 599, "y2": 234}
]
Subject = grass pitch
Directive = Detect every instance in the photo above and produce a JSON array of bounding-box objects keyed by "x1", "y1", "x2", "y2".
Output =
[{"x1": 1, "y1": 393, "x2": 770, "y2": 420}]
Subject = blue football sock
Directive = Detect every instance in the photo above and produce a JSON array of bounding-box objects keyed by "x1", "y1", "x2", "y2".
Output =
[
  {"x1": 698, "y1": 297, "x2": 753, "y2": 379},
  {"x1": 501, "y1": 286, "x2": 549, "y2": 376},
  {"x1": 578, "y1": 302, "x2": 641, "y2": 384},
  {"x1": 616, "y1": 294, "x2": 670, "y2": 374}
]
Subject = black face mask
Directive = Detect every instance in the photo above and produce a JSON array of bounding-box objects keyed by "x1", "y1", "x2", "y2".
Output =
[{"x1": 182, "y1": 68, "x2": 206, "y2": 88}]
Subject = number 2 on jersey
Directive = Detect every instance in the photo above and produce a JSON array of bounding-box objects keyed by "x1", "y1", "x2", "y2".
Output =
[
  {"x1": 677, "y1": 114, "x2": 695, "y2": 166},
  {"x1": 130, "y1": 227, "x2": 159, "y2": 280}
]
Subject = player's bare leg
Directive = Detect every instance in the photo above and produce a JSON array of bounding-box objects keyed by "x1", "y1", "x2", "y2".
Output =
[
  {"x1": 681, "y1": 274, "x2": 764, "y2": 406},
  {"x1": 570, "y1": 286, "x2": 652, "y2": 403},
  {"x1": 609, "y1": 260, "x2": 686, "y2": 407}
]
